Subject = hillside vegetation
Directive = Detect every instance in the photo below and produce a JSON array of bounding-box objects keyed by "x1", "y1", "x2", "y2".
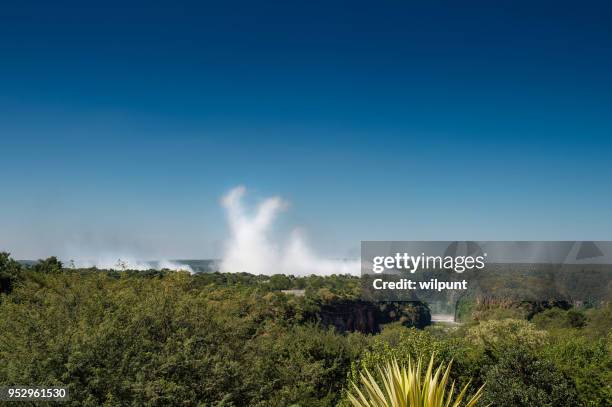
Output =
[{"x1": 0, "y1": 253, "x2": 610, "y2": 406}]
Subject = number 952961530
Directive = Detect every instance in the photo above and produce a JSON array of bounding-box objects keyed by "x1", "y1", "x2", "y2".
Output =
[{"x1": 1, "y1": 386, "x2": 69, "y2": 401}]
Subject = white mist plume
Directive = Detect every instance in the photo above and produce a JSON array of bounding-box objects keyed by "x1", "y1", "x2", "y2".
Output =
[{"x1": 220, "y1": 186, "x2": 359, "y2": 276}]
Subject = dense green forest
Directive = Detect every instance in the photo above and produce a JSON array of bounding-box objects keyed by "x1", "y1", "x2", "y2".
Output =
[{"x1": 0, "y1": 252, "x2": 610, "y2": 406}]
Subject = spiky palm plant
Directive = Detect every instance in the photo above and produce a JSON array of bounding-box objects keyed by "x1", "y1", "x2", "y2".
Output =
[{"x1": 348, "y1": 355, "x2": 485, "y2": 407}]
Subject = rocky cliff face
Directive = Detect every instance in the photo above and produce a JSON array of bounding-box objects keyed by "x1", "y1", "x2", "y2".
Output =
[
  {"x1": 316, "y1": 300, "x2": 431, "y2": 334},
  {"x1": 317, "y1": 300, "x2": 380, "y2": 333}
]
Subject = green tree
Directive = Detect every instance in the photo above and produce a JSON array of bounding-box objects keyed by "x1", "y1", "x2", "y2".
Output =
[
  {"x1": 33, "y1": 256, "x2": 63, "y2": 273},
  {"x1": 541, "y1": 331, "x2": 611, "y2": 406},
  {"x1": 0, "y1": 252, "x2": 23, "y2": 294},
  {"x1": 481, "y1": 347, "x2": 579, "y2": 406}
]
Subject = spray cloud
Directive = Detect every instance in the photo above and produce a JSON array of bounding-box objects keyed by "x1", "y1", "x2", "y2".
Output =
[{"x1": 220, "y1": 186, "x2": 358, "y2": 276}]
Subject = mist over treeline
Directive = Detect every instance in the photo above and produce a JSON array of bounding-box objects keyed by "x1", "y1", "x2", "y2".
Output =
[{"x1": 11, "y1": 186, "x2": 359, "y2": 277}]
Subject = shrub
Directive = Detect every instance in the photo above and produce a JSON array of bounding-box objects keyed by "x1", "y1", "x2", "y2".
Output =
[
  {"x1": 481, "y1": 347, "x2": 579, "y2": 406},
  {"x1": 532, "y1": 307, "x2": 586, "y2": 330},
  {"x1": 347, "y1": 355, "x2": 484, "y2": 407},
  {"x1": 466, "y1": 319, "x2": 547, "y2": 351}
]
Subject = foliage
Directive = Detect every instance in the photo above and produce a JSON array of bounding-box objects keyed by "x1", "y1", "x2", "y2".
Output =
[
  {"x1": 481, "y1": 347, "x2": 579, "y2": 406},
  {"x1": 345, "y1": 328, "x2": 481, "y2": 406},
  {"x1": 0, "y1": 252, "x2": 609, "y2": 406},
  {"x1": 347, "y1": 355, "x2": 485, "y2": 407},
  {"x1": 347, "y1": 318, "x2": 599, "y2": 407},
  {"x1": 0, "y1": 251, "x2": 23, "y2": 294},
  {"x1": 0, "y1": 268, "x2": 365, "y2": 406},
  {"x1": 33, "y1": 256, "x2": 63, "y2": 273},
  {"x1": 532, "y1": 307, "x2": 587, "y2": 330},
  {"x1": 541, "y1": 331, "x2": 611, "y2": 406},
  {"x1": 465, "y1": 319, "x2": 548, "y2": 351},
  {"x1": 584, "y1": 303, "x2": 612, "y2": 338}
]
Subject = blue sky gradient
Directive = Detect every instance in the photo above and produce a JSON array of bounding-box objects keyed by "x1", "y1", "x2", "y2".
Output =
[{"x1": 1, "y1": 1, "x2": 612, "y2": 259}]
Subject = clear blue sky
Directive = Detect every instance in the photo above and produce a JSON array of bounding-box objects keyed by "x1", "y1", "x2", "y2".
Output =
[{"x1": 1, "y1": 1, "x2": 611, "y2": 259}]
